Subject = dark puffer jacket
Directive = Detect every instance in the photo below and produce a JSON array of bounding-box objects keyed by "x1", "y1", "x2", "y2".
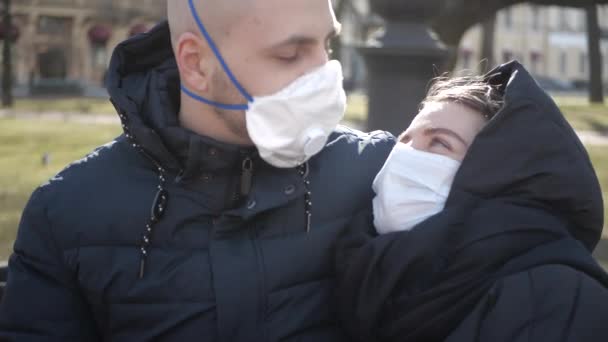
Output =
[
  {"x1": 0, "y1": 22, "x2": 394, "y2": 341},
  {"x1": 336, "y1": 61, "x2": 608, "y2": 342}
]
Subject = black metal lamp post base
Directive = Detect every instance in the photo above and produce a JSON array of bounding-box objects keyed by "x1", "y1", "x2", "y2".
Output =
[{"x1": 361, "y1": 1, "x2": 449, "y2": 135}]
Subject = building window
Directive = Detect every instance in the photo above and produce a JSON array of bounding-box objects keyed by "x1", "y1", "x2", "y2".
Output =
[
  {"x1": 580, "y1": 52, "x2": 587, "y2": 74},
  {"x1": 577, "y1": 10, "x2": 586, "y2": 31},
  {"x1": 530, "y1": 51, "x2": 542, "y2": 74},
  {"x1": 91, "y1": 43, "x2": 108, "y2": 68},
  {"x1": 38, "y1": 48, "x2": 68, "y2": 80},
  {"x1": 560, "y1": 51, "x2": 568, "y2": 74},
  {"x1": 531, "y1": 6, "x2": 540, "y2": 31},
  {"x1": 38, "y1": 16, "x2": 72, "y2": 35},
  {"x1": 460, "y1": 48, "x2": 473, "y2": 69},
  {"x1": 504, "y1": 7, "x2": 513, "y2": 29},
  {"x1": 558, "y1": 8, "x2": 569, "y2": 31}
]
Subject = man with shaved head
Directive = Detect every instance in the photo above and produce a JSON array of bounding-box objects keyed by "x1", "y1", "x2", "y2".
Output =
[{"x1": 0, "y1": 0, "x2": 394, "y2": 340}]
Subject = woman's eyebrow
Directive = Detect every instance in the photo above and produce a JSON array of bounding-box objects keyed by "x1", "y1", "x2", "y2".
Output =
[{"x1": 424, "y1": 127, "x2": 470, "y2": 147}]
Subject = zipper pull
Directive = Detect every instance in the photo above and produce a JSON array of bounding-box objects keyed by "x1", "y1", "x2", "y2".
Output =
[{"x1": 241, "y1": 157, "x2": 253, "y2": 197}]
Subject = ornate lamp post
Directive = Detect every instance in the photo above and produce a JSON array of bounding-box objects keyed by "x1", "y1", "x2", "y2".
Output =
[{"x1": 360, "y1": 0, "x2": 449, "y2": 135}]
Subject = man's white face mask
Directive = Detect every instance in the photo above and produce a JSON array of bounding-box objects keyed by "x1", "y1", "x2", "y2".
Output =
[
  {"x1": 181, "y1": 0, "x2": 346, "y2": 168},
  {"x1": 245, "y1": 61, "x2": 346, "y2": 168},
  {"x1": 372, "y1": 143, "x2": 461, "y2": 234}
]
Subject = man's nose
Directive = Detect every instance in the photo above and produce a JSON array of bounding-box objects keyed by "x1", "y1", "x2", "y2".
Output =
[
  {"x1": 314, "y1": 46, "x2": 330, "y2": 66},
  {"x1": 296, "y1": 48, "x2": 330, "y2": 79}
]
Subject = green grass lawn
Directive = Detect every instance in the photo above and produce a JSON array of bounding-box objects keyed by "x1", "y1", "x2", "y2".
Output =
[
  {"x1": 559, "y1": 105, "x2": 608, "y2": 133},
  {"x1": 589, "y1": 145, "x2": 608, "y2": 237},
  {"x1": 0, "y1": 118, "x2": 121, "y2": 260}
]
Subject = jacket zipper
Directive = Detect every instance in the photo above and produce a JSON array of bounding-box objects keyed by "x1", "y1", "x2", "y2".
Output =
[
  {"x1": 225, "y1": 156, "x2": 254, "y2": 209},
  {"x1": 240, "y1": 157, "x2": 254, "y2": 198}
]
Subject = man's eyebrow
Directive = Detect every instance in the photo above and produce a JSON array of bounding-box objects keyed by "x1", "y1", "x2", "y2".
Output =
[
  {"x1": 268, "y1": 25, "x2": 342, "y2": 50},
  {"x1": 425, "y1": 127, "x2": 470, "y2": 147},
  {"x1": 269, "y1": 35, "x2": 316, "y2": 49}
]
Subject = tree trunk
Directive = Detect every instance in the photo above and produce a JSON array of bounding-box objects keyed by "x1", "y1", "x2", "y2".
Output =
[
  {"x1": 480, "y1": 13, "x2": 497, "y2": 73},
  {"x1": 2, "y1": 0, "x2": 13, "y2": 108},
  {"x1": 586, "y1": 4, "x2": 604, "y2": 103}
]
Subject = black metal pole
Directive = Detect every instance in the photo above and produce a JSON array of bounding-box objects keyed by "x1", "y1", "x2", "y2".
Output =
[
  {"x1": 360, "y1": 0, "x2": 448, "y2": 136},
  {"x1": 2, "y1": 0, "x2": 13, "y2": 108}
]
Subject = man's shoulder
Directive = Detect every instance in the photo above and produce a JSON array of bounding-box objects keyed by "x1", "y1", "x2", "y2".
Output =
[
  {"x1": 308, "y1": 126, "x2": 395, "y2": 214},
  {"x1": 325, "y1": 125, "x2": 396, "y2": 162},
  {"x1": 38, "y1": 137, "x2": 130, "y2": 196},
  {"x1": 329, "y1": 125, "x2": 395, "y2": 146}
]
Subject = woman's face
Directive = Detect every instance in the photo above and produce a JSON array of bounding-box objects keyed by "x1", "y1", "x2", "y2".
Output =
[{"x1": 398, "y1": 101, "x2": 488, "y2": 162}]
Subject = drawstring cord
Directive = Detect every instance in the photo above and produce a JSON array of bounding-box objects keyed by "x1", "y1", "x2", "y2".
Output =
[
  {"x1": 298, "y1": 162, "x2": 312, "y2": 233},
  {"x1": 116, "y1": 109, "x2": 171, "y2": 279},
  {"x1": 139, "y1": 175, "x2": 168, "y2": 279},
  {"x1": 117, "y1": 104, "x2": 314, "y2": 277}
]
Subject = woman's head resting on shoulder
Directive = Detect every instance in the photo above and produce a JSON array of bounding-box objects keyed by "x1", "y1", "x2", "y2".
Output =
[
  {"x1": 372, "y1": 76, "x2": 504, "y2": 234},
  {"x1": 399, "y1": 75, "x2": 504, "y2": 161}
]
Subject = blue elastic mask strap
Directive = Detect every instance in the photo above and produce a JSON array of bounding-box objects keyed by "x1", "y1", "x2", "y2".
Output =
[
  {"x1": 180, "y1": 85, "x2": 250, "y2": 111},
  {"x1": 183, "y1": 0, "x2": 253, "y2": 110}
]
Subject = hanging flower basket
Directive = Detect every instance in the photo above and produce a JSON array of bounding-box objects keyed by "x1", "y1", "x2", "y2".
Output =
[
  {"x1": 129, "y1": 23, "x2": 149, "y2": 37},
  {"x1": 0, "y1": 22, "x2": 19, "y2": 42},
  {"x1": 88, "y1": 24, "x2": 112, "y2": 44}
]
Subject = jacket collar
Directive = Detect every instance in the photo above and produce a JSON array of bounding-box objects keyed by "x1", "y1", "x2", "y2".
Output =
[{"x1": 106, "y1": 21, "x2": 257, "y2": 180}]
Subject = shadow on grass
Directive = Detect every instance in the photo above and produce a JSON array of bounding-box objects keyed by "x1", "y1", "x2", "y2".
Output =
[{"x1": 588, "y1": 119, "x2": 608, "y2": 136}]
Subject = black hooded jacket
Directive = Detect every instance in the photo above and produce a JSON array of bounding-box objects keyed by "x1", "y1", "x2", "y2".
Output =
[
  {"x1": 336, "y1": 61, "x2": 608, "y2": 342},
  {"x1": 0, "y1": 22, "x2": 395, "y2": 341}
]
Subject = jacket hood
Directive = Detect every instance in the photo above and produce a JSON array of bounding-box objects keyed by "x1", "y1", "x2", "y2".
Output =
[
  {"x1": 105, "y1": 21, "x2": 256, "y2": 179},
  {"x1": 335, "y1": 61, "x2": 606, "y2": 342},
  {"x1": 449, "y1": 61, "x2": 604, "y2": 251}
]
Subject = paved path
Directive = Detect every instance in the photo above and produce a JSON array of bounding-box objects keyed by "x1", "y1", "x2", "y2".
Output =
[
  {"x1": 577, "y1": 131, "x2": 608, "y2": 146},
  {"x1": 0, "y1": 110, "x2": 119, "y2": 125}
]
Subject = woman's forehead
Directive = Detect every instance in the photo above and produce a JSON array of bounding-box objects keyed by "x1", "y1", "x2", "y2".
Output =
[{"x1": 408, "y1": 102, "x2": 487, "y2": 135}]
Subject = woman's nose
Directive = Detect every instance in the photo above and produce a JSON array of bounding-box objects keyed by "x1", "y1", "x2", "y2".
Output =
[{"x1": 409, "y1": 135, "x2": 430, "y2": 153}]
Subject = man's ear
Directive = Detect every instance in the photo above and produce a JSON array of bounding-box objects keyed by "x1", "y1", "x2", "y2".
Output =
[{"x1": 176, "y1": 32, "x2": 212, "y2": 93}]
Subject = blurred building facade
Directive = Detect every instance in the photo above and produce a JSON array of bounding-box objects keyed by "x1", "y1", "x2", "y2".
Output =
[
  {"x1": 457, "y1": 4, "x2": 608, "y2": 89},
  {"x1": 1, "y1": 0, "x2": 167, "y2": 95},
  {"x1": 5, "y1": 2, "x2": 604, "y2": 95}
]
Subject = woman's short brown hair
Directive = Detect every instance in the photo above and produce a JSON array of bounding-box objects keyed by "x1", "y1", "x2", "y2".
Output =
[{"x1": 421, "y1": 75, "x2": 504, "y2": 120}]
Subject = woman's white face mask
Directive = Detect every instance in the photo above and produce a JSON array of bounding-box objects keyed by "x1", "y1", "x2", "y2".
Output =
[{"x1": 372, "y1": 143, "x2": 461, "y2": 234}]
